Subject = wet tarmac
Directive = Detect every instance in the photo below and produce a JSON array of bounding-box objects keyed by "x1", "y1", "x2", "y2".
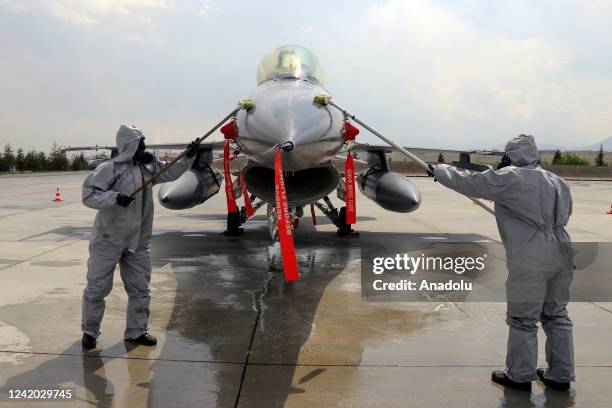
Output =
[{"x1": 0, "y1": 172, "x2": 611, "y2": 407}]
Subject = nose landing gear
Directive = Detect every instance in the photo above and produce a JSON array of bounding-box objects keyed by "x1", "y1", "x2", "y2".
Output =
[{"x1": 313, "y1": 196, "x2": 359, "y2": 238}]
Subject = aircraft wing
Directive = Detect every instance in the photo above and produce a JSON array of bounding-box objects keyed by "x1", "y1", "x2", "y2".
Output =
[
  {"x1": 61, "y1": 141, "x2": 225, "y2": 153},
  {"x1": 347, "y1": 142, "x2": 504, "y2": 156},
  {"x1": 61, "y1": 145, "x2": 116, "y2": 152},
  {"x1": 345, "y1": 142, "x2": 498, "y2": 172},
  {"x1": 146, "y1": 141, "x2": 226, "y2": 151}
]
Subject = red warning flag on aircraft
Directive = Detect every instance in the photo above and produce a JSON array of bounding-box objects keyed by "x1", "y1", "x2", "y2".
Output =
[
  {"x1": 223, "y1": 140, "x2": 238, "y2": 213},
  {"x1": 343, "y1": 120, "x2": 359, "y2": 141},
  {"x1": 220, "y1": 119, "x2": 238, "y2": 140},
  {"x1": 345, "y1": 152, "x2": 356, "y2": 224},
  {"x1": 239, "y1": 173, "x2": 254, "y2": 218},
  {"x1": 274, "y1": 148, "x2": 300, "y2": 281}
]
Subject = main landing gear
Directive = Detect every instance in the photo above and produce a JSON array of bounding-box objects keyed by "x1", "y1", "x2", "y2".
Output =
[
  {"x1": 313, "y1": 196, "x2": 359, "y2": 238},
  {"x1": 236, "y1": 196, "x2": 359, "y2": 240},
  {"x1": 225, "y1": 195, "x2": 263, "y2": 236},
  {"x1": 224, "y1": 211, "x2": 244, "y2": 236}
]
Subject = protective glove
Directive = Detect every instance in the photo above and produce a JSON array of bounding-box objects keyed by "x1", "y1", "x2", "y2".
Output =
[
  {"x1": 185, "y1": 139, "x2": 201, "y2": 158},
  {"x1": 427, "y1": 163, "x2": 437, "y2": 182},
  {"x1": 116, "y1": 193, "x2": 135, "y2": 207}
]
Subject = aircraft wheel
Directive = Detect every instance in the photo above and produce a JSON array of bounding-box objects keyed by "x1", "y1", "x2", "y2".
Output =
[
  {"x1": 267, "y1": 204, "x2": 280, "y2": 242},
  {"x1": 336, "y1": 207, "x2": 359, "y2": 237},
  {"x1": 224, "y1": 211, "x2": 244, "y2": 236}
]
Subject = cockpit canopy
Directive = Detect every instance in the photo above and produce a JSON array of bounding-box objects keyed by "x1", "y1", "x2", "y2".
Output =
[{"x1": 256, "y1": 45, "x2": 325, "y2": 85}]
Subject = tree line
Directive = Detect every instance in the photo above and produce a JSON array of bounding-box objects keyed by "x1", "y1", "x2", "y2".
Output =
[
  {"x1": 552, "y1": 145, "x2": 607, "y2": 166},
  {"x1": 0, "y1": 142, "x2": 91, "y2": 172},
  {"x1": 2, "y1": 142, "x2": 607, "y2": 173},
  {"x1": 434, "y1": 145, "x2": 607, "y2": 166}
]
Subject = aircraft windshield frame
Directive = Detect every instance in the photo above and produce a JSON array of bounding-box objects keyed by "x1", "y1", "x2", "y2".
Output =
[{"x1": 256, "y1": 45, "x2": 325, "y2": 85}]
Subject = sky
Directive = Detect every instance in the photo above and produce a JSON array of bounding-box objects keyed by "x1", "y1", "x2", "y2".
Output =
[{"x1": 1, "y1": 0, "x2": 611, "y2": 151}]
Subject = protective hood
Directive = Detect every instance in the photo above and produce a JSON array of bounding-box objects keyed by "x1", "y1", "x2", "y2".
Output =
[
  {"x1": 115, "y1": 125, "x2": 145, "y2": 163},
  {"x1": 505, "y1": 134, "x2": 539, "y2": 167}
]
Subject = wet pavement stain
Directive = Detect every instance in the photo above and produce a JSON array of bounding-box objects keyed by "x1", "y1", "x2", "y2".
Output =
[
  {"x1": 149, "y1": 228, "x2": 459, "y2": 407},
  {"x1": 0, "y1": 228, "x2": 491, "y2": 407}
]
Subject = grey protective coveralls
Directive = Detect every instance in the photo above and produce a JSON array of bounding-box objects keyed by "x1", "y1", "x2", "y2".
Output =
[
  {"x1": 433, "y1": 135, "x2": 575, "y2": 383},
  {"x1": 82, "y1": 125, "x2": 193, "y2": 339}
]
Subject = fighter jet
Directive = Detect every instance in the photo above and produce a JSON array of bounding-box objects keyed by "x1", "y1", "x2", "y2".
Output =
[{"x1": 64, "y1": 45, "x2": 494, "y2": 280}]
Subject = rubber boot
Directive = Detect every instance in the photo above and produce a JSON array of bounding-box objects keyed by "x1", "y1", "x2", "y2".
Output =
[{"x1": 491, "y1": 371, "x2": 531, "y2": 391}]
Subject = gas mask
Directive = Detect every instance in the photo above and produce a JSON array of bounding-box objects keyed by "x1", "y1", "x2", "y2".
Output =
[
  {"x1": 133, "y1": 138, "x2": 154, "y2": 164},
  {"x1": 497, "y1": 154, "x2": 512, "y2": 170}
]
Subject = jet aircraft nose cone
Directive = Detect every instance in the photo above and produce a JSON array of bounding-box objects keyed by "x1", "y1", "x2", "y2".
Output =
[
  {"x1": 235, "y1": 81, "x2": 345, "y2": 171},
  {"x1": 279, "y1": 141, "x2": 294, "y2": 152}
]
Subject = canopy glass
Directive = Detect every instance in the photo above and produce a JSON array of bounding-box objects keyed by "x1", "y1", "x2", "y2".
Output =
[{"x1": 256, "y1": 45, "x2": 325, "y2": 85}]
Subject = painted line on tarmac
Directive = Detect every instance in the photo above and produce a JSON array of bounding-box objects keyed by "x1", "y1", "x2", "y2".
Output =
[{"x1": 0, "y1": 241, "x2": 77, "y2": 271}]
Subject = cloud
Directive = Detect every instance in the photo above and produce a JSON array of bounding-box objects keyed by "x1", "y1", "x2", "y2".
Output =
[
  {"x1": 49, "y1": 3, "x2": 99, "y2": 26},
  {"x1": 320, "y1": 0, "x2": 610, "y2": 146},
  {"x1": 125, "y1": 34, "x2": 146, "y2": 42},
  {"x1": 0, "y1": 0, "x2": 28, "y2": 12},
  {"x1": 0, "y1": 0, "x2": 173, "y2": 27},
  {"x1": 365, "y1": 1, "x2": 571, "y2": 117},
  {"x1": 93, "y1": 0, "x2": 173, "y2": 22},
  {"x1": 93, "y1": 0, "x2": 174, "y2": 14},
  {"x1": 1, "y1": 0, "x2": 610, "y2": 149},
  {"x1": 196, "y1": 1, "x2": 222, "y2": 17}
]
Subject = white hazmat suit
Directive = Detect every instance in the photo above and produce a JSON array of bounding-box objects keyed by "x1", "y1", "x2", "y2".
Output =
[
  {"x1": 433, "y1": 134, "x2": 575, "y2": 383},
  {"x1": 82, "y1": 125, "x2": 194, "y2": 339}
]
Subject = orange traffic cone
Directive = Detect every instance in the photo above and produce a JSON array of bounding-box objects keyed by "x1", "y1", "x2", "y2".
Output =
[
  {"x1": 607, "y1": 204, "x2": 612, "y2": 214},
  {"x1": 52, "y1": 187, "x2": 64, "y2": 202}
]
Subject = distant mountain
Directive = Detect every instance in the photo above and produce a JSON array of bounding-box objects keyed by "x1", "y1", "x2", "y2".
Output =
[{"x1": 581, "y1": 136, "x2": 612, "y2": 151}]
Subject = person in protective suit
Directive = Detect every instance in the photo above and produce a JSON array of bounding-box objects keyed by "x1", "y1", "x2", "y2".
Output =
[
  {"x1": 81, "y1": 125, "x2": 200, "y2": 349},
  {"x1": 431, "y1": 134, "x2": 575, "y2": 392}
]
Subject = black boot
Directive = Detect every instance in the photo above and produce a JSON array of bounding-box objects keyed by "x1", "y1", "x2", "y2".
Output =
[
  {"x1": 224, "y1": 211, "x2": 244, "y2": 236},
  {"x1": 82, "y1": 333, "x2": 96, "y2": 350},
  {"x1": 491, "y1": 370, "x2": 531, "y2": 391},
  {"x1": 128, "y1": 333, "x2": 157, "y2": 346},
  {"x1": 537, "y1": 368, "x2": 570, "y2": 391}
]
